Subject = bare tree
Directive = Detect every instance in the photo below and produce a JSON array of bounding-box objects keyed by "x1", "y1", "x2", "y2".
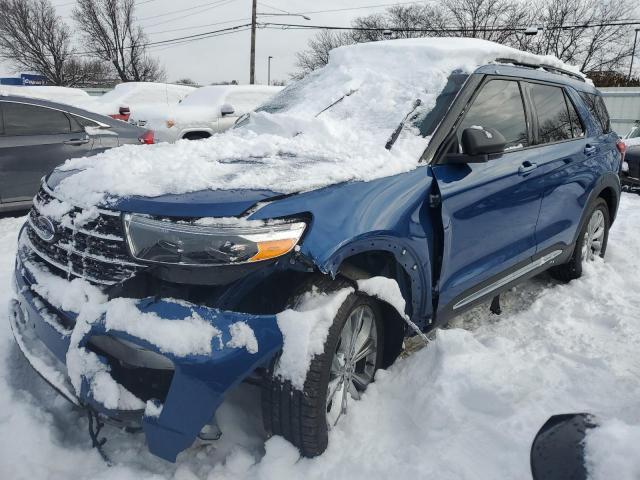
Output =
[
  {"x1": 294, "y1": 0, "x2": 637, "y2": 78},
  {"x1": 0, "y1": 0, "x2": 109, "y2": 86},
  {"x1": 511, "y1": 0, "x2": 635, "y2": 74},
  {"x1": 73, "y1": 0, "x2": 165, "y2": 82},
  {"x1": 294, "y1": 30, "x2": 354, "y2": 79}
]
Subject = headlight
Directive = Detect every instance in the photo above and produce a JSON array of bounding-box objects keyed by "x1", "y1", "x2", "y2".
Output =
[{"x1": 123, "y1": 214, "x2": 306, "y2": 266}]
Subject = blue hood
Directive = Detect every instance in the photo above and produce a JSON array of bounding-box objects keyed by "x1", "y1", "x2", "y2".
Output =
[{"x1": 46, "y1": 169, "x2": 286, "y2": 218}]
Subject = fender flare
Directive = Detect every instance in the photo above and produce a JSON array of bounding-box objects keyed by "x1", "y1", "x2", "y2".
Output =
[
  {"x1": 321, "y1": 235, "x2": 432, "y2": 329},
  {"x1": 571, "y1": 172, "x2": 621, "y2": 246}
]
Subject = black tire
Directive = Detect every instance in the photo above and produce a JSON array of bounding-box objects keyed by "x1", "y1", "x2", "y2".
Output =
[
  {"x1": 261, "y1": 277, "x2": 384, "y2": 457},
  {"x1": 549, "y1": 198, "x2": 610, "y2": 282}
]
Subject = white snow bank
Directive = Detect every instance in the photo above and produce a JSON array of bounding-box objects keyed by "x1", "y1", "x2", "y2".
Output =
[
  {"x1": 585, "y1": 419, "x2": 640, "y2": 480},
  {"x1": 49, "y1": 38, "x2": 582, "y2": 207},
  {"x1": 276, "y1": 287, "x2": 353, "y2": 389}
]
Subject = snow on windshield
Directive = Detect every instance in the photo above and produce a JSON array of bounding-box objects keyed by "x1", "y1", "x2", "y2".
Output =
[{"x1": 51, "y1": 37, "x2": 581, "y2": 207}]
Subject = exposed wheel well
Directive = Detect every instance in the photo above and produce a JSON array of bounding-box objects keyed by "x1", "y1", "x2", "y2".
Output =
[
  {"x1": 597, "y1": 186, "x2": 618, "y2": 224},
  {"x1": 338, "y1": 250, "x2": 411, "y2": 367},
  {"x1": 182, "y1": 131, "x2": 211, "y2": 140}
]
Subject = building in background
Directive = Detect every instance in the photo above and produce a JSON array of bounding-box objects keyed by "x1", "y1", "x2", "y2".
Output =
[{"x1": 600, "y1": 87, "x2": 640, "y2": 136}]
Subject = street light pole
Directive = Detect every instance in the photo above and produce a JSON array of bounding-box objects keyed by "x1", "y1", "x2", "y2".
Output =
[
  {"x1": 268, "y1": 56, "x2": 273, "y2": 86},
  {"x1": 629, "y1": 29, "x2": 640, "y2": 82},
  {"x1": 250, "y1": 0, "x2": 257, "y2": 85}
]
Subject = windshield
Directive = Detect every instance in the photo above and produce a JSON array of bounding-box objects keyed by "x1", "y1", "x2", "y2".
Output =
[{"x1": 237, "y1": 67, "x2": 468, "y2": 154}]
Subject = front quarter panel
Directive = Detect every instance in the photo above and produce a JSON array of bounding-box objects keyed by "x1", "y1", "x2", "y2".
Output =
[{"x1": 249, "y1": 166, "x2": 436, "y2": 325}]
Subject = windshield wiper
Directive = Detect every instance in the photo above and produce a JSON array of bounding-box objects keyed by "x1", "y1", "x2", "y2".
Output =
[
  {"x1": 385, "y1": 99, "x2": 422, "y2": 150},
  {"x1": 315, "y1": 89, "x2": 358, "y2": 118}
]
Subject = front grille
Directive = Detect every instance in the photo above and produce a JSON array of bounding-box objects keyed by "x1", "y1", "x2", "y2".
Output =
[{"x1": 25, "y1": 184, "x2": 146, "y2": 286}]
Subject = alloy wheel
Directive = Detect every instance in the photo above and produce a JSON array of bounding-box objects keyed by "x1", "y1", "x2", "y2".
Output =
[
  {"x1": 581, "y1": 209, "x2": 605, "y2": 262},
  {"x1": 326, "y1": 304, "x2": 378, "y2": 427}
]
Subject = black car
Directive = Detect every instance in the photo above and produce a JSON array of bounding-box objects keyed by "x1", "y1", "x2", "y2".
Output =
[{"x1": 0, "y1": 95, "x2": 152, "y2": 213}]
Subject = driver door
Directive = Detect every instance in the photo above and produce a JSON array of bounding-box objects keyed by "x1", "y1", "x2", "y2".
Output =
[{"x1": 431, "y1": 78, "x2": 545, "y2": 316}]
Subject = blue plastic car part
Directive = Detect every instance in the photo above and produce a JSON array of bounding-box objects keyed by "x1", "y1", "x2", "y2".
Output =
[{"x1": 12, "y1": 249, "x2": 284, "y2": 462}]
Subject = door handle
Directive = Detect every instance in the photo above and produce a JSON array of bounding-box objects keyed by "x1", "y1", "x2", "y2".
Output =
[
  {"x1": 64, "y1": 137, "x2": 90, "y2": 146},
  {"x1": 584, "y1": 144, "x2": 597, "y2": 155},
  {"x1": 518, "y1": 161, "x2": 538, "y2": 175}
]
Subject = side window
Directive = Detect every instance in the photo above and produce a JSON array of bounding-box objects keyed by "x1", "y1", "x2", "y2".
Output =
[
  {"x1": 71, "y1": 115, "x2": 100, "y2": 129},
  {"x1": 529, "y1": 83, "x2": 574, "y2": 143},
  {"x1": 565, "y1": 94, "x2": 585, "y2": 138},
  {"x1": 459, "y1": 79, "x2": 529, "y2": 151},
  {"x1": 579, "y1": 92, "x2": 611, "y2": 134},
  {"x1": 3, "y1": 102, "x2": 72, "y2": 136}
]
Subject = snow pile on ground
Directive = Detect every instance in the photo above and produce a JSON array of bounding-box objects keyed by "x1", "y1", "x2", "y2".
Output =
[
  {"x1": 49, "y1": 38, "x2": 581, "y2": 207},
  {"x1": 276, "y1": 287, "x2": 353, "y2": 389},
  {"x1": 3, "y1": 194, "x2": 640, "y2": 479}
]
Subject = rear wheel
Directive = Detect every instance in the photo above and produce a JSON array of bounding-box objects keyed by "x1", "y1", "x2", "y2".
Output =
[
  {"x1": 550, "y1": 198, "x2": 610, "y2": 282},
  {"x1": 262, "y1": 282, "x2": 384, "y2": 457}
]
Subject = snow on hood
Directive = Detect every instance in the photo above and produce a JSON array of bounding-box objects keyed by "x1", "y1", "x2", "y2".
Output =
[{"x1": 50, "y1": 37, "x2": 582, "y2": 208}]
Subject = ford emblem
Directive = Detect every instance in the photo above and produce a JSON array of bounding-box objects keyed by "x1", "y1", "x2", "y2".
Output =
[{"x1": 33, "y1": 216, "x2": 57, "y2": 242}]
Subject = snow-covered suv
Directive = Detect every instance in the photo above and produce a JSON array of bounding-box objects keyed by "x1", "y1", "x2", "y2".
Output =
[{"x1": 10, "y1": 38, "x2": 622, "y2": 463}]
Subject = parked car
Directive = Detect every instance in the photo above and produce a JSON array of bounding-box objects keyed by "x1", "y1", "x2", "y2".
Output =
[
  {"x1": 9, "y1": 38, "x2": 622, "y2": 463},
  {"x1": 0, "y1": 95, "x2": 152, "y2": 213},
  {"x1": 0, "y1": 85, "x2": 95, "y2": 109},
  {"x1": 129, "y1": 85, "x2": 283, "y2": 142},
  {"x1": 92, "y1": 82, "x2": 196, "y2": 122},
  {"x1": 621, "y1": 121, "x2": 640, "y2": 187}
]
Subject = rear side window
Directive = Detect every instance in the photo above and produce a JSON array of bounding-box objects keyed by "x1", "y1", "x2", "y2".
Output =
[
  {"x1": 459, "y1": 79, "x2": 529, "y2": 150},
  {"x1": 2, "y1": 102, "x2": 72, "y2": 136},
  {"x1": 579, "y1": 92, "x2": 611, "y2": 134},
  {"x1": 529, "y1": 84, "x2": 584, "y2": 143}
]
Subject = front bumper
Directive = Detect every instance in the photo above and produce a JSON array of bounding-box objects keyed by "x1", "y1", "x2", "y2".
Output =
[{"x1": 10, "y1": 254, "x2": 284, "y2": 462}]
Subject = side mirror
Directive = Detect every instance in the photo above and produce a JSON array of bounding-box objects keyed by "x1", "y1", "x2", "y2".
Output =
[
  {"x1": 461, "y1": 126, "x2": 506, "y2": 156},
  {"x1": 119, "y1": 106, "x2": 130, "y2": 116},
  {"x1": 530, "y1": 413, "x2": 596, "y2": 480},
  {"x1": 220, "y1": 104, "x2": 235, "y2": 116}
]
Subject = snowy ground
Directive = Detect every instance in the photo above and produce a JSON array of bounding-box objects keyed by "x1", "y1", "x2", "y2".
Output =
[{"x1": 1, "y1": 194, "x2": 639, "y2": 480}]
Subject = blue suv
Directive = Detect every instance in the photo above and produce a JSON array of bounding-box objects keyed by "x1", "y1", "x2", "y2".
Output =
[{"x1": 10, "y1": 40, "x2": 622, "y2": 463}]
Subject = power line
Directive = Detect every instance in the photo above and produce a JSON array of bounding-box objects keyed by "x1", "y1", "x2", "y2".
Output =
[
  {"x1": 139, "y1": 0, "x2": 237, "y2": 22},
  {"x1": 70, "y1": 22, "x2": 252, "y2": 56},
  {"x1": 145, "y1": 17, "x2": 250, "y2": 36},
  {"x1": 295, "y1": 1, "x2": 428, "y2": 15},
  {"x1": 141, "y1": 0, "x2": 239, "y2": 28},
  {"x1": 260, "y1": 19, "x2": 640, "y2": 34}
]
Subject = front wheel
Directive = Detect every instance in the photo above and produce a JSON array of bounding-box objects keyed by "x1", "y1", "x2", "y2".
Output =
[
  {"x1": 550, "y1": 198, "x2": 610, "y2": 282},
  {"x1": 262, "y1": 290, "x2": 384, "y2": 457}
]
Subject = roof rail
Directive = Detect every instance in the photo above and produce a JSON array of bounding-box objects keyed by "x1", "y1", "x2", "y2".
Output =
[{"x1": 494, "y1": 58, "x2": 586, "y2": 83}]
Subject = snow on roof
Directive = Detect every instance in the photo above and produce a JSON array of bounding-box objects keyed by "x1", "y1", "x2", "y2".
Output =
[
  {"x1": 90, "y1": 82, "x2": 196, "y2": 115},
  {"x1": 0, "y1": 85, "x2": 95, "y2": 109},
  {"x1": 51, "y1": 38, "x2": 583, "y2": 207}
]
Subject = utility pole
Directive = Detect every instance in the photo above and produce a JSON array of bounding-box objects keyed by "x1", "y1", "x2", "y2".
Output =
[
  {"x1": 268, "y1": 56, "x2": 273, "y2": 86},
  {"x1": 629, "y1": 29, "x2": 640, "y2": 83},
  {"x1": 250, "y1": 0, "x2": 257, "y2": 85}
]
